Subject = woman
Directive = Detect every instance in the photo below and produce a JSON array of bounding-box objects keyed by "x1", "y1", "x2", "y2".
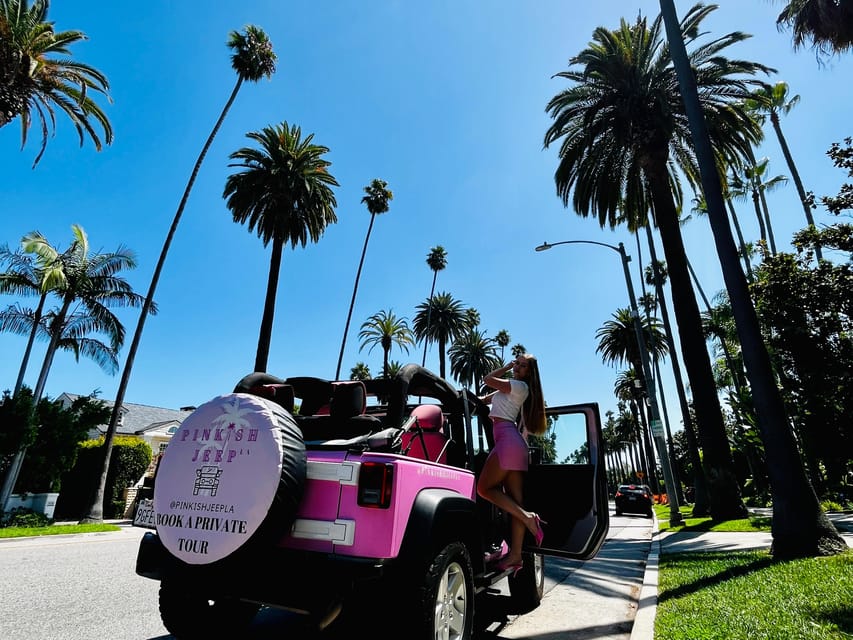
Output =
[{"x1": 477, "y1": 353, "x2": 547, "y2": 574}]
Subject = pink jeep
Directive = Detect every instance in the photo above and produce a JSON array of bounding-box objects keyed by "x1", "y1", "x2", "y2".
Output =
[{"x1": 134, "y1": 364, "x2": 609, "y2": 638}]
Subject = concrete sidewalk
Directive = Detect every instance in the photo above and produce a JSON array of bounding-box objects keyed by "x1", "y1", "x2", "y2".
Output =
[{"x1": 629, "y1": 512, "x2": 853, "y2": 640}]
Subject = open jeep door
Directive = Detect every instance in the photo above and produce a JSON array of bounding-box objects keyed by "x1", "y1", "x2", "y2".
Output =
[{"x1": 523, "y1": 403, "x2": 609, "y2": 560}]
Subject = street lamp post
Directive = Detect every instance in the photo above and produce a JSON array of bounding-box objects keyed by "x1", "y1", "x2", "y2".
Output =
[{"x1": 536, "y1": 240, "x2": 683, "y2": 525}]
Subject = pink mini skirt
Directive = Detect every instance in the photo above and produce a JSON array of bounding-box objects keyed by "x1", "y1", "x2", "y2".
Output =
[{"x1": 491, "y1": 420, "x2": 528, "y2": 471}]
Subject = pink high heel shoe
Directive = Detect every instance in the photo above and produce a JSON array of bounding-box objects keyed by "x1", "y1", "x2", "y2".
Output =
[
  {"x1": 532, "y1": 514, "x2": 546, "y2": 546},
  {"x1": 496, "y1": 557, "x2": 523, "y2": 577}
]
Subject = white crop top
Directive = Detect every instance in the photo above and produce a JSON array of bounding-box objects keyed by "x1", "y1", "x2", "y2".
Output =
[{"x1": 489, "y1": 379, "x2": 529, "y2": 423}]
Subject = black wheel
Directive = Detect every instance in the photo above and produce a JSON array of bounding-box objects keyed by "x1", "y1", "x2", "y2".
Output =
[
  {"x1": 159, "y1": 578, "x2": 260, "y2": 639},
  {"x1": 153, "y1": 393, "x2": 306, "y2": 565},
  {"x1": 508, "y1": 552, "x2": 544, "y2": 612},
  {"x1": 388, "y1": 541, "x2": 474, "y2": 640}
]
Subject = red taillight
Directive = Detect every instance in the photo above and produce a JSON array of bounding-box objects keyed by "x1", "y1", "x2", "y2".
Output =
[{"x1": 357, "y1": 462, "x2": 394, "y2": 508}]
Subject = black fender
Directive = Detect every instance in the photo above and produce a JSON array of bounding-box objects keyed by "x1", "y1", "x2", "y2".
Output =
[{"x1": 396, "y1": 489, "x2": 482, "y2": 573}]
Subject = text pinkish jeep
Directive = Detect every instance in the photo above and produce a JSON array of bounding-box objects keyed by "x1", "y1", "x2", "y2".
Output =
[{"x1": 133, "y1": 364, "x2": 609, "y2": 639}]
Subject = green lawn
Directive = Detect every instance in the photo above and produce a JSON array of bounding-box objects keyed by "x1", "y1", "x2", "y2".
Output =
[
  {"x1": 0, "y1": 523, "x2": 121, "y2": 538},
  {"x1": 653, "y1": 504, "x2": 853, "y2": 639},
  {"x1": 654, "y1": 504, "x2": 771, "y2": 533}
]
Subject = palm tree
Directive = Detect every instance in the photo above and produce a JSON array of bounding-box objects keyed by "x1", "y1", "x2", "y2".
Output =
[
  {"x1": 510, "y1": 343, "x2": 526, "y2": 359},
  {"x1": 412, "y1": 292, "x2": 467, "y2": 379},
  {"x1": 494, "y1": 329, "x2": 510, "y2": 362},
  {"x1": 0, "y1": 243, "x2": 57, "y2": 395},
  {"x1": 226, "y1": 123, "x2": 339, "y2": 372},
  {"x1": 0, "y1": 225, "x2": 145, "y2": 510},
  {"x1": 420, "y1": 245, "x2": 448, "y2": 367},
  {"x1": 660, "y1": 0, "x2": 846, "y2": 556},
  {"x1": 464, "y1": 307, "x2": 480, "y2": 329},
  {"x1": 741, "y1": 156, "x2": 788, "y2": 255},
  {"x1": 448, "y1": 328, "x2": 500, "y2": 390},
  {"x1": 596, "y1": 308, "x2": 668, "y2": 384},
  {"x1": 381, "y1": 360, "x2": 403, "y2": 380},
  {"x1": 20, "y1": 226, "x2": 143, "y2": 402},
  {"x1": 776, "y1": 0, "x2": 853, "y2": 56},
  {"x1": 349, "y1": 362, "x2": 371, "y2": 381},
  {"x1": 82, "y1": 26, "x2": 277, "y2": 525},
  {"x1": 614, "y1": 369, "x2": 653, "y2": 486},
  {"x1": 0, "y1": 0, "x2": 113, "y2": 166},
  {"x1": 358, "y1": 309, "x2": 414, "y2": 379},
  {"x1": 544, "y1": 4, "x2": 764, "y2": 519},
  {"x1": 746, "y1": 81, "x2": 822, "y2": 260},
  {"x1": 335, "y1": 178, "x2": 393, "y2": 380},
  {"x1": 1, "y1": 306, "x2": 121, "y2": 382}
]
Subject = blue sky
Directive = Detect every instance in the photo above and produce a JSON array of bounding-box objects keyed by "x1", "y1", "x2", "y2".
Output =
[{"x1": 2, "y1": 1, "x2": 852, "y2": 460}]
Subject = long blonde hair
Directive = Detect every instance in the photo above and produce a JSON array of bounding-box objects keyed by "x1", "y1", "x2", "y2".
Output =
[{"x1": 520, "y1": 354, "x2": 546, "y2": 435}]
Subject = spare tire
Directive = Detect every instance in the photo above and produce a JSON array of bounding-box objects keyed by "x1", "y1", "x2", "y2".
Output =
[{"x1": 152, "y1": 393, "x2": 306, "y2": 565}]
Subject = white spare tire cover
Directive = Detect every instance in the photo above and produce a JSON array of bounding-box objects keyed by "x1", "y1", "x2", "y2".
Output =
[{"x1": 153, "y1": 393, "x2": 305, "y2": 565}]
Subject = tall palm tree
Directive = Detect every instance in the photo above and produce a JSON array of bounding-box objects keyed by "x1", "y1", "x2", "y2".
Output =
[
  {"x1": 448, "y1": 328, "x2": 500, "y2": 390},
  {"x1": 420, "y1": 245, "x2": 447, "y2": 367},
  {"x1": 495, "y1": 329, "x2": 510, "y2": 361},
  {"x1": 544, "y1": 3, "x2": 765, "y2": 519},
  {"x1": 776, "y1": 0, "x2": 853, "y2": 56},
  {"x1": 660, "y1": 0, "x2": 846, "y2": 556},
  {"x1": 412, "y1": 292, "x2": 467, "y2": 379},
  {"x1": 226, "y1": 123, "x2": 338, "y2": 372},
  {"x1": 746, "y1": 81, "x2": 822, "y2": 260},
  {"x1": 335, "y1": 179, "x2": 393, "y2": 380},
  {"x1": 1, "y1": 225, "x2": 145, "y2": 510},
  {"x1": 82, "y1": 26, "x2": 277, "y2": 525},
  {"x1": 358, "y1": 309, "x2": 414, "y2": 379},
  {"x1": 0, "y1": 0, "x2": 113, "y2": 166},
  {"x1": 510, "y1": 343, "x2": 526, "y2": 359}
]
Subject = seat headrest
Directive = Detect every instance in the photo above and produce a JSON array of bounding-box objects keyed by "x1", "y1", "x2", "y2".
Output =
[
  {"x1": 409, "y1": 404, "x2": 444, "y2": 432},
  {"x1": 330, "y1": 381, "x2": 367, "y2": 419}
]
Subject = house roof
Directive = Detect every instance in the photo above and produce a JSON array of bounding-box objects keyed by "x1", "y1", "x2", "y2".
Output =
[{"x1": 59, "y1": 393, "x2": 195, "y2": 436}]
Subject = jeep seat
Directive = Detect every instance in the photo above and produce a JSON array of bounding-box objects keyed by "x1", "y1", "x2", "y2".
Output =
[{"x1": 401, "y1": 404, "x2": 449, "y2": 463}]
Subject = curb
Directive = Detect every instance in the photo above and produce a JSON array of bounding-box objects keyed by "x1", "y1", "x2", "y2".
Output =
[{"x1": 630, "y1": 530, "x2": 659, "y2": 640}]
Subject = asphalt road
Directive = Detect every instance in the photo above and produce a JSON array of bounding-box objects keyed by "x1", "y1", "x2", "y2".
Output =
[{"x1": 0, "y1": 507, "x2": 650, "y2": 640}]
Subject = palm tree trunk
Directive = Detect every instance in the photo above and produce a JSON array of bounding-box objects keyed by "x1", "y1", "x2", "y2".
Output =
[
  {"x1": 758, "y1": 191, "x2": 778, "y2": 254},
  {"x1": 725, "y1": 199, "x2": 754, "y2": 282},
  {"x1": 336, "y1": 214, "x2": 376, "y2": 380},
  {"x1": 771, "y1": 115, "x2": 822, "y2": 260},
  {"x1": 420, "y1": 272, "x2": 438, "y2": 368},
  {"x1": 80, "y1": 78, "x2": 244, "y2": 524},
  {"x1": 659, "y1": 2, "x2": 845, "y2": 555},
  {"x1": 644, "y1": 223, "x2": 709, "y2": 513},
  {"x1": 751, "y1": 190, "x2": 768, "y2": 249},
  {"x1": 254, "y1": 236, "x2": 284, "y2": 373},
  {"x1": 647, "y1": 159, "x2": 747, "y2": 520},
  {"x1": 14, "y1": 292, "x2": 47, "y2": 395}
]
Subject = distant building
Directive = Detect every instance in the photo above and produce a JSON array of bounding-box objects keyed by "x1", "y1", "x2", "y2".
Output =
[{"x1": 57, "y1": 393, "x2": 195, "y2": 476}]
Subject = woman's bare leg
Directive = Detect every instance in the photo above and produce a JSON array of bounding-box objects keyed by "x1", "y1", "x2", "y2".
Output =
[{"x1": 477, "y1": 454, "x2": 537, "y2": 562}]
